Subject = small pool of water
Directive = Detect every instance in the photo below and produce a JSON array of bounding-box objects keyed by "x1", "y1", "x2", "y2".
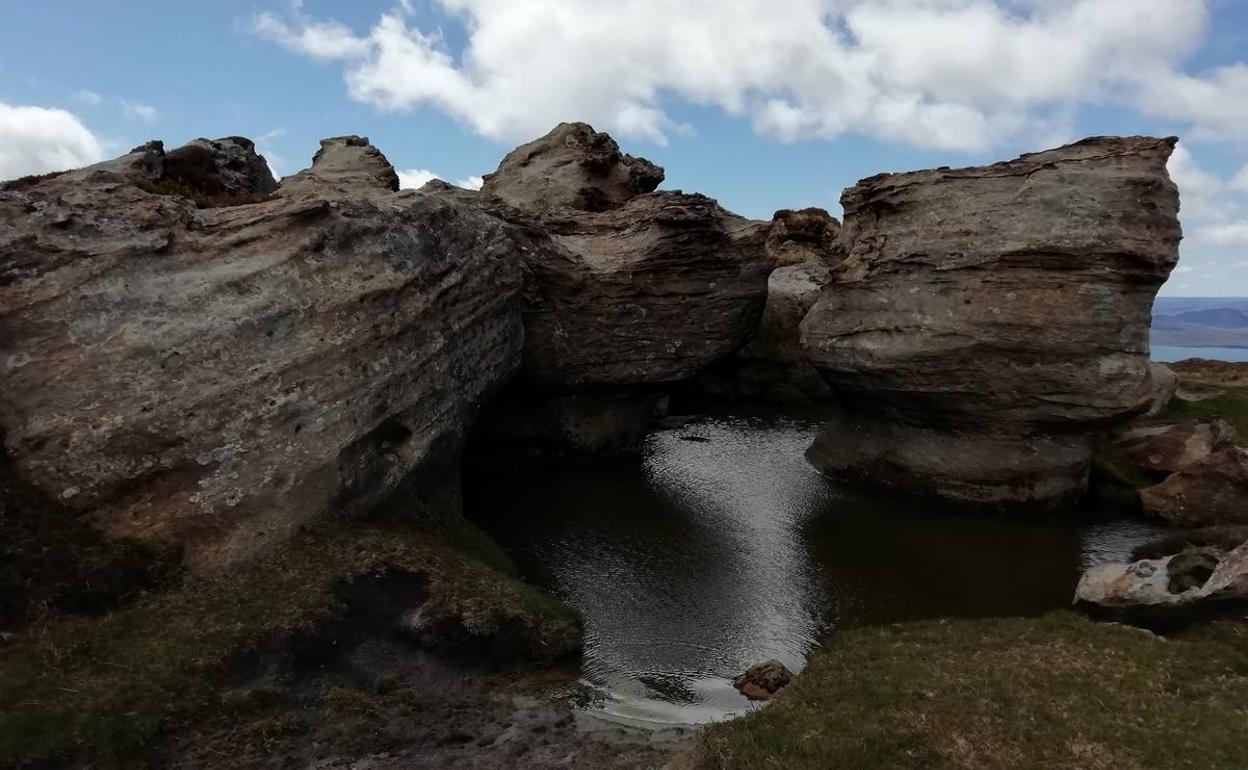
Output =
[{"x1": 466, "y1": 411, "x2": 1166, "y2": 726}]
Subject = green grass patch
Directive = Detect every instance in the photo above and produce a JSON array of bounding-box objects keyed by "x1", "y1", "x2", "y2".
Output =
[
  {"x1": 700, "y1": 613, "x2": 1248, "y2": 770},
  {"x1": 1150, "y1": 386, "x2": 1248, "y2": 444},
  {"x1": 0, "y1": 521, "x2": 579, "y2": 765}
]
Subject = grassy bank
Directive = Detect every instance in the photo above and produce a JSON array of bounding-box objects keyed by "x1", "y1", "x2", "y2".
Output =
[
  {"x1": 0, "y1": 518, "x2": 580, "y2": 766},
  {"x1": 699, "y1": 613, "x2": 1248, "y2": 770}
]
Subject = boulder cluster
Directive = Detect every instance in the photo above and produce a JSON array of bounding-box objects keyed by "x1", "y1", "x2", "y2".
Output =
[{"x1": 0, "y1": 121, "x2": 1195, "y2": 581}]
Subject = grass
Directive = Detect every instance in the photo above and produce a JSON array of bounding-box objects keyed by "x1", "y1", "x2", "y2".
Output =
[
  {"x1": 699, "y1": 613, "x2": 1248, "y2": 770},
  {"x1": 1148, "y1": 386, "x2": 1248, "y2": 444},
  {"x1": 0, "y1": 518, "x2": 579, "y2": 766}
]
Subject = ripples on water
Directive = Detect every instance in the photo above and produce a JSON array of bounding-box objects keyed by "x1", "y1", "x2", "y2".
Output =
[{"x1": 466, "y1": 411, "x2": 1167, "y2": 726}]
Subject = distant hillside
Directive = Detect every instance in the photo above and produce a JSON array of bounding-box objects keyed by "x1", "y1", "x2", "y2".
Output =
[{"x1": 1152, "y1": 297, "x2": 1248, "y2": 348}]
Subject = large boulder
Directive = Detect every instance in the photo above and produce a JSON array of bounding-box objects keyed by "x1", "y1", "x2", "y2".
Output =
[
  {"x1": 0, "y1": 136, "x2": 524, "y2": 568},
  {"x1": 801, "y1": 136, "x2": 1181, "y2": 506},
  {"x1": 1140, "y1": 447, "x2": 1248, "y2": 526},
  {"x1": 165, "y1": 137, "x2": 279, "y2": 198},
  {"x1": 1146, "y1": 362, "x2": 1180, "y2": 416},
  {"x1": 481, "y1": 121, "x2": 663, "y2": 213}
]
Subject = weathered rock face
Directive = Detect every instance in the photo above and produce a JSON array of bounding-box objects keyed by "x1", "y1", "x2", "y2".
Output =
[
  {"x1": 1117, "y1": 419, "x2": 1236, "y2": 475},
  {"x1": 801, "y1": 136, "x2": 1181, "y2": 506},
  {"x1": 463, "y1": 124, "x2": 772, "y2": 456},
  {"x1": 481, "y1": 122, "x2": 664, "y2": 213},
  {"x1": 167, "y1": 137, "x2": 279, "y2": 198},
  {"x1": 0, "y1": 136, "x2": 524, "y2": 567},
  {"x1": 1075, "y1": 538, "x2": 1248, "y2": 625},
  {"x1": 1140, "y1": 447, "x2": 1248, "y2": 526},
  {"x1": 766, "y1": 207, "x2": 843, "y2": 268},
  {"x1": 693, "y1": 265, "x2": 836, "y2": 404}
]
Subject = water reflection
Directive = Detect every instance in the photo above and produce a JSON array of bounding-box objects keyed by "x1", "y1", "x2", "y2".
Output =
[{"x1": 466, "y1": 412, "x2": 1167, "y2": 725}]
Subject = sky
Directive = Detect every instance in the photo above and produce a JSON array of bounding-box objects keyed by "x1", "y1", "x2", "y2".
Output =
[{"x1": 2, "y1": 0, "x2": 1247, "y2": 296}]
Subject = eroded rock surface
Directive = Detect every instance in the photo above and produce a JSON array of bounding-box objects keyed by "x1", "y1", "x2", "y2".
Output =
[
  {"x1": 1117, "y1": 418, "x2": 1236, "y2": 475},
  {"x1": 1140, "y1": 447, "x2": 1248, "y2": 526},
  {"x1": 166, "y1": 137, "x2": 278, "y2": 198},
  {"x1": 0, "y1": 136, "x2": 524, "y2": 567},
  {"x1": 464, "y1": 124, "x2": 773, "y2": 455},
  {"x1": 1075, "y1": 538, "x2": 1248, "y2": 624},
  {"x1": 801, "y1": 136, "x2": 1181, "y2": 506}
]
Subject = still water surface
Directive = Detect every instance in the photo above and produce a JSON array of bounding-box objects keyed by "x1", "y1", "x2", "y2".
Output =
[{"x1": 467, "y1": 412, "x2": 1166, "y2": 726}]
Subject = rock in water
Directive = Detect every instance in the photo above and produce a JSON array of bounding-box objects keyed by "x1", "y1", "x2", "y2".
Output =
[
  {"x1": 0, "y1": 136, "x2": 524, "y2": 567},
  {"x1": 1075, "y1": 538, "x2": 1248, "y2": 625},
  {"x1": 801, "y1": 136, "x2": 1181, "y2": 506},
  {"x1": 1140, "y1": 447, "x2": 1248, "y2": 526},
  {"x1": 733, "y1": 659, "x2": 794, "y2": 701}
]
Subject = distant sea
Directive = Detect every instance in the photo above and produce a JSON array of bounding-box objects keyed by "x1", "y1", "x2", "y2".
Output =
[{"x1": 1151, "y1": 345, "x2": 1248, "y2": 363}]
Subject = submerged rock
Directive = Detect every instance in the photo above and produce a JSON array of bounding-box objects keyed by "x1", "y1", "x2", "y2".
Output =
[
  {"x1": 0, "y1": 136, "x2": 524, "y2": 567},
  {"x1": 1075, "y1": 538, "x2": 1248, "y2": 624},
  {"x1": 801, "y1": 136, "x2": 1181, "y2": 506},
  {"x1": 1140, "y1": 447, "x2": 1248, "y2": 526},
  {"x1": 733, "y1": 659, "x2": 793, "y2": 701}
]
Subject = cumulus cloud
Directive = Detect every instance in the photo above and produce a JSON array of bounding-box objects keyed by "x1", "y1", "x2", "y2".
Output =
[
  {"x1": 396, "y1": 168, "x2": 484, "y2": 190},
  {"x1": 122, "y1": 100, "x2": 160, "y2": 123},
  {"x1": 0, "y1": 101, "x2": 106, "y2": 180},
  {"x1": 252, "y1": 0, "x2": 1241, "y2": 152},
  {"x1": 1165, "y1": 144, "x2": 1248, "y2": 290}
]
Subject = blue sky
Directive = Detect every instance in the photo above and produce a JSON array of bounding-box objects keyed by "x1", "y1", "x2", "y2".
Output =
[{"x1": 2, "y1": 0, "x2": 1247, "y2": 295}]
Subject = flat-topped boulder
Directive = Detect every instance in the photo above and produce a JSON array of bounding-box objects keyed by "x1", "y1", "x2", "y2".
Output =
[{"x1": 801, "y1": 136, "x2": 1181, "y2": 506}]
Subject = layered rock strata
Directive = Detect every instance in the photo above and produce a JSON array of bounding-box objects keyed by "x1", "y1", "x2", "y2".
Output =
[{"x1": 801, "y1": 136, "x2": 1181, "y2": 505}]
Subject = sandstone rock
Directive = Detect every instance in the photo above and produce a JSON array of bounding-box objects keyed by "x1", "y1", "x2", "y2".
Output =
[
  {"x1": 1075, "y1": 539, "x2": 1248, "y2": 624},
  {"x1": 733, "y1": 659, "x2": 793, "y2": 701},
  {"x1": 463, "y1": 124, "x2": 772, "y2": 456},
  {"x1": 767, "y1": 207, "x2": 843, "y2": 268},
  {"x1": 0, "y1": 136, "x2": 524, "y2": 567},
  {"x1": 166, "y1": 137, "x2": 278, "y2": 198},
  {"x1": 1146, "y1": 362, "x2": 1180, "y2": 416},
  {"x1": 693, "y1": 265, "x2": 836, "y2": 404},
  {"x1": 801, "y1": 136, "x2": 1180, "y2": 506},
  {"x1": 1116, "y1": 418, "x2": 1236, "y2": 474},
  {"x1": 482, "y1": 121, "x2": 663, "y2": 213},
  {"x1": 1140, "y1": 448, "x2": 1248, "y2": 526}
]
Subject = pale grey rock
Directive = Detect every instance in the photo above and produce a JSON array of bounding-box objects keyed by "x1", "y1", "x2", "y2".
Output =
[
  {"x1": 1146, "y1": 362, "x2": 1180, "y2": 416},
  {"x1": 1075, "y1": 539, "x2": 1248, "y2": 622},
  {"x1": 0, "y1": 136, "x2": 524, "y2": 568},
  {"x1": 801, "y1": 136, "x2": 1181, "y2": 506}
]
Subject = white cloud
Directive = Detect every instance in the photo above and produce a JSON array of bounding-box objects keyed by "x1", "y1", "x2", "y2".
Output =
[
  {"x1": 253, "y1": 0, "x2": 1237, "y2": 152},
  {"x1": 1196, "y1": 222, "x2": 1248, "y2": 247},
  {"x1": 0, "y1": 101, "x2": 106, "y2": 180},
  {"x1": 72, "y1": 90, "x2": 102, "y2": 106},
  {"x1": 396, "y1": 168, "x2": 484, "y2": 190},
  {"x1": 122, "y1": 100, "x2": 160, "y2": 123}
]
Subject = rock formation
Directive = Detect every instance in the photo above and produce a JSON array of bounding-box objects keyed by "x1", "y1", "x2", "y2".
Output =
[
  {"x1": 460, "y1": 123, "x2": 774, "y2": 455},
  {"x1": 733, "y1": 659, "x2": 794, "y2": 701},
  {"x1": 1140, "y1": 447, "x2": 1248, "y2": 526},
  {"x1": 1116, "y1": 419, "x2": 1236, "y2": 475},
  {"x1": 0, "y1": 136, "x2": 525, "y2": 567},
  {"x1": 1075, "y1": 537, "x2": 1248, "y2": 625},
  {"x1": 801, "y1": 136, "x2": 1181, "y2": 506}
]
